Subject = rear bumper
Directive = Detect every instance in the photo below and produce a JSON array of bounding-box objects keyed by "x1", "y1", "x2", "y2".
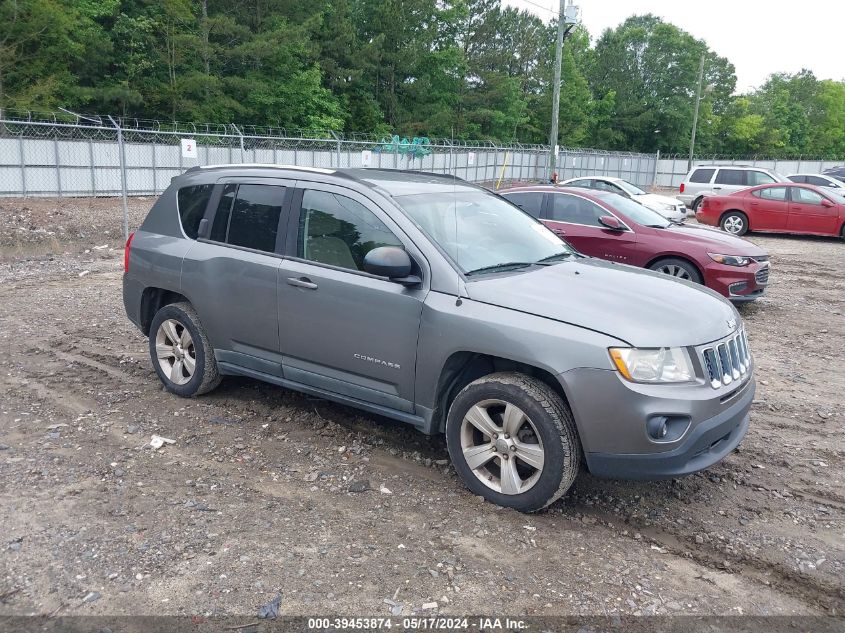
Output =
[{"x1": 585, "y1": 382, "x2": 752, "y2": 479}]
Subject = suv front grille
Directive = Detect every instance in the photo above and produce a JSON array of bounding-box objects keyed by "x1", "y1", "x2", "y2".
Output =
[
  {"x1": 755, "y1": 266, "x2": 770, "y2": 285},
  {"x1": 701, "y1": 329, "x2": 751, "y2": 389}
]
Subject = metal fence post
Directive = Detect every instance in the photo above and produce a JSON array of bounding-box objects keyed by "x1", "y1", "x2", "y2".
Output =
[
  {"x1": 53, "y1": 136, "x2": 62, "y2": 196},
  {"x1": 231, "y1": 124, "x2": 244, "y2": 163},
  {"x1": 19, "y1": 135, "x2": 27, "y2": 197},
  {"x1": 108, "y1": 115, "x2": 130, "y2": 240},
  {"x1": 331, "y1": 131, "x2": 341, "y2": 168},
  {"x1": 89, "y1": 138, "x2": 97, "y2": 197},
  {"x1": 652, "y1": 149, "x2": 660, "y2": 188}
]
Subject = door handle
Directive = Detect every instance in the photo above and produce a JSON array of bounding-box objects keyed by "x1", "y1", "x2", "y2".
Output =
[
  {"x1": 712, "y1": 186, "x2": 722, "y2": 190},
  {"x1": 552, "y1": 228, "x2": 566, "y2": 235},
  {"x1": 287, "y1": 277, "x2": 318, "y2": 290}
]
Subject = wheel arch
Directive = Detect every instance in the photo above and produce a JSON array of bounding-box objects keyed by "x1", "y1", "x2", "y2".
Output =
[
  {"x1": 140, "y1": 287, "x2": 190, "y2": 336},
  {"x1": 431, "y1": 351, "x2": 570, "y2": 434}
]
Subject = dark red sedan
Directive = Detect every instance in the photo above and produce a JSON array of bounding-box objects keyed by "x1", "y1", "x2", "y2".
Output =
[
  {"x1": 500, "y1": 185, "x2": 770, "y2": 302},
  {"x1": 695, "y1": 182, "x2": 845, "y2": 238}
]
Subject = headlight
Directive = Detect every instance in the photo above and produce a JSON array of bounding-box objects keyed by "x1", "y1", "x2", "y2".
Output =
[
  {"x1": 659, "y1": 202, "x2": 676, "y2": 211},
  {"x1": 609, "y1": 347, "x2": 694, "y2": 383},
  {"x1": 708, "y1": 253, "x2": 750, "y2": 267}
]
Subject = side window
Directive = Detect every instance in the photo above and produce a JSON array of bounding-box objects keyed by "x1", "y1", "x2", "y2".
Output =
[
  {"x1": 807, "y1": 176, "x2": 831, "y2": 187},
  {"x1": 748, "y1": 171, "x2": 775, "y2": 186},
  {"x1": 568, "y1": 179, "x2": 592, "y2": 188},
  {"x1": 792, "y1": 188, "x2": 824, "y2": 206},
  {"x1": 208, "y1": 183, "x2": 285, "y2": 252},
  {"x1": 714, "y1": 169, "x2": 746, "y2": 186},
  {"x1": 210, "y1": 184, "x2": 236, "y2": 242},
  {"x1": 689, "y1": 168, "x2": 715, "y2": 183},
  {"x1": 503, "y1": 192, "x2": 544, "y2": 219},
  {"x1": 177, "y1": 184, "x2": 214, "y2": 239},
  {"x1": 787, "y1": 175, "x2": 806, "y2": 184},
  {"x1": 757, "y1": 187, "x2": 788, "y2": 201},
  {"x1": 550, "y1": 194, "x2": 607, "y2": 227},
  {"x1": 297, "y1": 190, "x2": 402, "y2": 272}
]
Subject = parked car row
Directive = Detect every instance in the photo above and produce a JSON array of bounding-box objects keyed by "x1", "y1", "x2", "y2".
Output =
[{"x1": 124, "y1": 165, "x2": 755, "y2": 512}]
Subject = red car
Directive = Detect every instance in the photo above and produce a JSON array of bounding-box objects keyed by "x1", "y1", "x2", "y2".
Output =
[
  {"x1": 500, "y1": 185, "x2": 770, "y2": 303},
  {"x1": 696, "y1": 182, "x2": 845, "y2": 238}
]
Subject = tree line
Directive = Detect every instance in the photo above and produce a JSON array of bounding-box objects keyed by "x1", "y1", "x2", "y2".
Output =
[{"x1": 1, "y1": 0, "x2": 843, "y2": 157}]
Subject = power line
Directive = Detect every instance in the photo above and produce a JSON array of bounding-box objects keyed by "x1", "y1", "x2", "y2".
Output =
[{"x1": 518, "y1": 0, "x2": 561, "y2": 17}]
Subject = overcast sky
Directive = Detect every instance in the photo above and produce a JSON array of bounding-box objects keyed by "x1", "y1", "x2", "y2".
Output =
[{"x1": 504, "y1": 0, "x2": 845, "y2": 93}]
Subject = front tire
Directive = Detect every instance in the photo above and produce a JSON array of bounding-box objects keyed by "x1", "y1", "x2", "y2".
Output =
[
  {"x1": 648, "y1": 257, "x2": 702, "y2": 284},
  {"x1": 445, "y1": 372, "x2": 581, "y2": 513},
  {"x1": 149, "y1": 302, "x2": 221, "y2": 397},
  {"x1": 691, "y1": 196, "x2": 704, "y2": 213},
  {"x1": 720, "y1": 211, "x2": 748, "y2": 236}
]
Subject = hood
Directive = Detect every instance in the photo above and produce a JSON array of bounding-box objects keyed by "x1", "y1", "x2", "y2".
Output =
[
  {"x1": 635, "y1": 192, "x2": 683, "y2": 207},
  {"x1": 465, "y1": 258, "x2": 740, "y2": 348},
  {"x1": 662, "y1": 223, "x2": 768, "y2": 257}
]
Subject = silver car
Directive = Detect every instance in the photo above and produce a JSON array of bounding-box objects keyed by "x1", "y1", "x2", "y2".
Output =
[
  {"x1": 559, "y1": 176, "x2": 687, "y2": 222},
  {"x1": 123, "y1": 166, "x2": 754, "y2": 512},
  {"x1": 679, "y1": 165, "x2": 788, "y2": 211},
  {"x1": 787, "y1": 173, "x2": 845, "y2": 196}
]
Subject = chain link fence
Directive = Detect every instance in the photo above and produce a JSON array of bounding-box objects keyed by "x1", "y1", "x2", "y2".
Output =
[{"x1": 0, "y1": 109, "x2": 657, "y2": 197}]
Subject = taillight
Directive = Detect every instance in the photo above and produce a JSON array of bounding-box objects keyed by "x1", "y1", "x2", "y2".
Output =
[
  {"x1": 124, "y1": 232, "x2": 135, "y2": 273},
  {"x1": 679, "y1": 183, "x2": 685, "y2": 193}
]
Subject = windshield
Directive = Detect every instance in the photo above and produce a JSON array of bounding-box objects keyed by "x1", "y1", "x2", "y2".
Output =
[
  {"x1": 615, "y1": 180, "x2": 647, "y2": 196},
  {"x1": 595, "y1": 192, "x2": 671, "y2": 228},
  {"x1": 395, "y1": 190, "x2": 574, "y2": 274},
  {"x1": 826, "y1": 190, "x2": 845, "y2": 204}
]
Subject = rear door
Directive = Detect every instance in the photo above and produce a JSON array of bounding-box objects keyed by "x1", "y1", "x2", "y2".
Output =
[
  {"x1": 276, "y1": 183, "x2": 427, "y2": 412},
  {"x1": 544, "y1": 192, "x2": 638, "y2": 263},
  {"x1": 748, "y1": 186, "x2": 790, "y2": 230},
  {"x1": 788, "y1": 186, "x2": 839, "y2": 234},
  {"x1": 181, "y1": 178, "x2": 292, "y2": 375},
  {"x1": 501, "y1": 191, "x2": 545, "y2": 219}
]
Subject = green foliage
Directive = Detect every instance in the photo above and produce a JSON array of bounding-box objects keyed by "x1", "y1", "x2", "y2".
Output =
[{"x1": 1, "y1": 3, "x2": 842, "y2": 156}]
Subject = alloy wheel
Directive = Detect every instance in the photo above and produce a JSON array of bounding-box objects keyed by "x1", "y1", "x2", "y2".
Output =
[
  {"x1": 459, "y1": 399, "x2": 544, "y2": 495},
  {"x1": 723, "y1": 216, "x2": 744, "y2": 234},
  {"x1": 154, "y1": 319, "x2": 196, "y2": 385},
  {"x1": 656, "y1": 264, "x2": 692, "y2": 280}
]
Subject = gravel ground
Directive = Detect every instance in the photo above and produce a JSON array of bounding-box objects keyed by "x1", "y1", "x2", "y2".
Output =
[{"x1": 0, "y1": 197, "x2": 842, "y2": 618}]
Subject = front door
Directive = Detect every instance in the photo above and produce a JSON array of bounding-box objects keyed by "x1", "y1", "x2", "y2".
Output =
[
  {"x1": 544, "y1": 192, "x2": 638, "y2": 264},
  {"x1": 182, "y1": 179, "x2": 293, "y2": 375},
  {"x1": 277, "y1": 184, "x2": 426, "y2": 413},
  {"x1": 788, "y1": 186, "x2": 839, "y2": 235}
]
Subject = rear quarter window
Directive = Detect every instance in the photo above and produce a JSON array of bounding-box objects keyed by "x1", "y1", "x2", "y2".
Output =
[{"x1": 177, "y1": 184, "x2": 214, "y2": 239}]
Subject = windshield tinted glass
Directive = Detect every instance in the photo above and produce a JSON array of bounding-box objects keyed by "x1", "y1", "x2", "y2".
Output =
[
  {"x1": 594, "y1": 192, "x2": 670, "y2": 227},
  {"x1": 615, "y1": 180, "x2": 646, "y2": 196},
  {"x1": 825, "y1": 190, "x2": 845, "y2": 204},
  {"x1": 395, "y1": 191, "x2": 573, "y2": 274}
]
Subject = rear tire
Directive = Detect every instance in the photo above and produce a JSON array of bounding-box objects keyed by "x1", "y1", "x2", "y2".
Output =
[
  {"x1": 648, "y1": 257, "x2": 703, "y2": 284},
  {"x1": 720, "y1": 211, "x2": 748, "y2": 236},
  {"x1": 445, "y1": 372, "x2": 581, "y2": 513},
  {"x1": 149, "y1": 302, "x2": 221, "y2": 397}
]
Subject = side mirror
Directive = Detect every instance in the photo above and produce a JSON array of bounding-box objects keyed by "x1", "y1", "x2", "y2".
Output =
[
  {"x1": 598, "y1": 215, "x2": 624, "y2": 231},
  {"x1": 364, "y1": 246, "x2": 420, "y2": 286},
  {"x1": 821, "y1": 198, "x2": 835, "y2": 208}
]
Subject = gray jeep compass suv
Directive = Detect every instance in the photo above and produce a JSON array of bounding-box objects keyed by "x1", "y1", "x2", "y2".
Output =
[{"x1": 123, "y1": 165, "x2": 754, "y2": 512}]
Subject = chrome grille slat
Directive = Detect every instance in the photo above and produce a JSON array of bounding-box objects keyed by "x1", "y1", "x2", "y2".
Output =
[
  {"x1": 700, "y1": 328, "x2": 752, "y2": 389},
  {"x1": 755, "y1": 266, "x2": 770, "y2": 285}
]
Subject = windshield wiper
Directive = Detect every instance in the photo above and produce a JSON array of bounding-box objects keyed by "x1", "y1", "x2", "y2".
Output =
[
  {"x1": 465, "y1": 262, "x2": 535, "y2": 276},
  {"x1": 536, "y1": 251, "x2": 575, "y2": 264}
]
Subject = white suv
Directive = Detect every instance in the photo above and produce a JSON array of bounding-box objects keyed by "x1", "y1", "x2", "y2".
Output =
[{"x1": 679, "y1": 165, "x2": 788, "y2": 211}]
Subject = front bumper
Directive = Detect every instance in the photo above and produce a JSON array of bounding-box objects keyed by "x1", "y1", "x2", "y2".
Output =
[
  {"x1": 704, "y1": 262, "x2": 768, "y2": 302},
  {"x1": 559, "y1": 367, "x2": 754, "y2": 480}
]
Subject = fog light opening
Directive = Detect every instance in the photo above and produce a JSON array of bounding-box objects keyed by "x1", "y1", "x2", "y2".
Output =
[{"x1": 646, "y1": 415, "x2": 691, "y2": 443}]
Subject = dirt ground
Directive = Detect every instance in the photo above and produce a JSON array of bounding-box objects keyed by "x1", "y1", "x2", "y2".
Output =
[{"x1": 0, "y1": 197, "x2": 843, "y2": 619}]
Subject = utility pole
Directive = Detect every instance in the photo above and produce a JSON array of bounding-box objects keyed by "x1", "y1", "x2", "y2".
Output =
[
  {"x1": 688, "y1": 54, "x2": 705, "y2": 172},
  {"x1": 548, "y1": 1, "x2": 579, "y2": 181},
  {"x1": 548, "y1": 0, "x2": 565, "y2": 181}
]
